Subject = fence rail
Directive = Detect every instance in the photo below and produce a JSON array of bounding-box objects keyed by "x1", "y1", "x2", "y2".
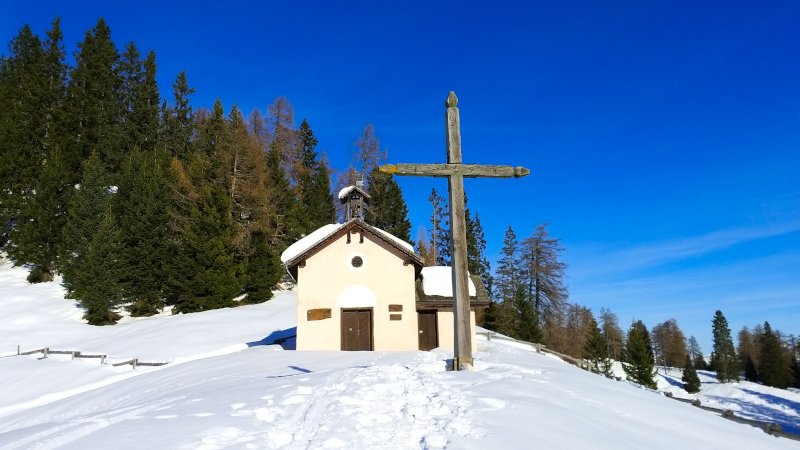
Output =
[
  {"x1": 477, "y1": 330, "x2": 800, "y2": 441},
  {"x1": 10, "y1": 346, "x2": 166, "y2": 369},
  {"x1": 663, "y1": 392, "x2": 799, "y2": 440}
]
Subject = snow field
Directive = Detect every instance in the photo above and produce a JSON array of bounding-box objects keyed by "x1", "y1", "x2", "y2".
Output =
[{"x1": 1, "y1": 260, "x2": 799, "y2": 449}]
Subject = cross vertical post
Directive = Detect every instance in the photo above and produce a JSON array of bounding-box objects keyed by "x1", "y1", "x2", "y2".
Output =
[
  {"x1": 379, "y1": 91, "x2": 530, "y2": 371},
  {"x1": 445, "y1": 92, "x2": 473, "y2": 370}
]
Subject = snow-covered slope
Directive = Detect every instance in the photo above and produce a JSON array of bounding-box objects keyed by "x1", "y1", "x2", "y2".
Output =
[{"x1": 0, "y1": 261, "x2": 796, "y2": 449}]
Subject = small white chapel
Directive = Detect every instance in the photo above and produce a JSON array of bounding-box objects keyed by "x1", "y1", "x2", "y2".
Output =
[{"x1": 280, "y1": 185, "x2": 489, "y2": 352}]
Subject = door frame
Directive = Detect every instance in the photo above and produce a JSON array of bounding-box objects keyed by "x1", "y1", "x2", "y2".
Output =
[{"x1": 340, "y1": 307, "x2": 374, "y2": 351}]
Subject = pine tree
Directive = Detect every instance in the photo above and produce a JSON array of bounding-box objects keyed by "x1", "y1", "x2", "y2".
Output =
[
  {"x1": 623, "y1": 320, "x2": 657, "y2": 389},
  {"x1": 8, "y1": 148, "x2": 70, "y2": 281},
  {"x1": 759, "y1": 322, "x2": 788, "y2": 388},
  {"x1": 493, "y1": 225, "x2": 523, "y2": 337},
  {"x1": 687, "y1": 336, "x2": 707, "y2": 370},
  {"x1": 0, "y1": 25, "x2": 45, "y2": 210},
  {"x1": 265, "y1": 139, "x2": 299, "y2": 245},
  {"x1": 166, "y1": 157, "x2": 243, "y2": 313},
  {"x1": 365, "y1": 168, "x2": 412, "y2": 242},
  {"x1": 682, "y1": 353, "x2": 701, "y2": 393},
  {"x1": 466, "y1": 203, "x2": 492, "y2": 296},
  {"x1": 61, "y1": 18, "x2": 124, "y2": 176},
  {"x1": 163, "y1": 70, "x2": 195, "y2": 160},
  {"x1": 296, "y1": 119, "x2": 334, "y2": 232},
  {"x1": 428, "y1": 188, "x2": 450, "y2": 265},
  {"x1": 1, "y1": 19, "x2": 67, "y2": 275},
  {"x1": 79, "y1": 208, "x2": 124, "y2": 325},
  {"x1": 711, "y1": 310, "x2": 739, "y2": 382},
  {"x1": 584, "y1": 317, "x2": 612, "y2": 376},
  {"x1": 127, "y1": 49, "x2": 159, "y2": 152},
  {"x1": 242, "y1": 231, "x2": 281, "y2": 304},
  {"x1": 310, "y1": 159, "x2": 336, "y2": 226},
  {"x1": 118, "y1": 42, "x2": 143, "y2": 131},
  {"x1": 196, "y1": 99, "x2": 227, "y2": 158},
  {"x1": 115, "y1": 149, "x2": 171, "y2": 316},
  {"x1": 61, "y1": 152, "x2": 113, "y2": 297}
]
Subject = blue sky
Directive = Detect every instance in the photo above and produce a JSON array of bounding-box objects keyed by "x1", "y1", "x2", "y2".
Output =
[{"x1": 4, "y1": 1, "x2": 799, "y2": 351}]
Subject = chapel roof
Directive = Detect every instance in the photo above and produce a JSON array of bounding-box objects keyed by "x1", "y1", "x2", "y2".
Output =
[{"x1": 281, "y1": 218, "x2": 423, "y2": 281}]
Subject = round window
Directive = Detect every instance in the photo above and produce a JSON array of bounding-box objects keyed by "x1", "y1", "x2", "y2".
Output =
[{"x1": 351, "y1": 256, "x2": 364, "y2": 268}]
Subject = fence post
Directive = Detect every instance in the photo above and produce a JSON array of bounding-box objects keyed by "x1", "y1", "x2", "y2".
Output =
[
  {"x1": 133, "y1": 358, "x2": 138, "y2": 369},
  {"x1": 43, "y1": 347, "x2": 49, "y2": 359}
]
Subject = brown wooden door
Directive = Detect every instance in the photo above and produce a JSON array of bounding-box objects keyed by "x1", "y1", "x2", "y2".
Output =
[
  {"x1": 418, "y1": 310, "x2": 438, "y2": 351},
  {"x1": 341, "y1": 309, "x2": 373, "y2": 351}
]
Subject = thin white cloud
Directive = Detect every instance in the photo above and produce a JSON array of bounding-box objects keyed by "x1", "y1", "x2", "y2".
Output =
[{"x1": 570, "y1": 220, "x2": 800, "y2": 279}]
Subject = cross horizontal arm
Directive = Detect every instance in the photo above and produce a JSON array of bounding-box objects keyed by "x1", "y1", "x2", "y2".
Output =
[{"x1": 380, "y1": 163, "x2": 530, "y2": 179}]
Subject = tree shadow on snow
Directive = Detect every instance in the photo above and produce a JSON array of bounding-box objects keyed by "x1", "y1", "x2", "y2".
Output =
[
  {"x1": 705, "y1": 393, "x2": 800, "y2": 435},
  {"x1": 660, "y1": 374, "x2": 685, "y2": 389},
  {"x1": 697, "y1": 370, "x2": 719, "y2": 384},
  {"x1": 247, "y1": 327, "x2": 297, "y2": 350}
]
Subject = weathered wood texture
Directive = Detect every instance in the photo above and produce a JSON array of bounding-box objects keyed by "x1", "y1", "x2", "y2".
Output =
[
  {"x1": 381, "y1": 91, "x2": 530, "y2": 371},
  {"x1": 445, "y1": 92, "x2": 474, "y2": 370},
  {"x1": 380, "y1": 163, "x2": 529, "y2": 178},
  {"x1": 307, "y1": 308, "x2": 332, "y2": 321}
]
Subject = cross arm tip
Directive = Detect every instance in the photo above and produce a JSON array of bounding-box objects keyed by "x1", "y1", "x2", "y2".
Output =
[
  {"x1": 514, "y1": 166, "x2": 531, "y2": 178},
  {"x1": 379, "y1": 164, "x2": 397, "y2": 175}
]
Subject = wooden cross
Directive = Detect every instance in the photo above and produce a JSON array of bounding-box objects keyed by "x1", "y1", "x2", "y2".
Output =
[{"x1": 380, "y1": 91, "x2": 530, "y2": 370}]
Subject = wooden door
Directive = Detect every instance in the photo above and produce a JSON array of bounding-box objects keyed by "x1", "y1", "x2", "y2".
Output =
[
  {"x1": 341, "y1": 309, "x2": 373, "y2": 351},
  {"x1": 418, "y1": 310, "x2": 438, "y2": 351}
]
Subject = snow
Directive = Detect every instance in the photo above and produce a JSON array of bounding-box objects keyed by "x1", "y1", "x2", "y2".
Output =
[
  {"x1": 280, "y1": 224, "x2": 342, "y2": 263},
  {"x1": 373, "y1": 226, "x2": 415, "y2": 252},
  {"x1": 421, "y1": 266, "x2": 477, "y2": 297},
  {"x1": 336, "y1": 284, "x2": 377, "y2": 308},
  {"x1": 279, "y1": 222, "x2": 414, "y2": 265},
  {"x1": 337, "y1": 185, "x2": 356, "y2": 200},
  {"x1": 1, "y1": 259, "x2": 798, "y2": 449}
]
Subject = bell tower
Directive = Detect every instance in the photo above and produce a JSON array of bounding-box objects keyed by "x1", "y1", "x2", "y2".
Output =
[{"x1": 339, "y1": 181, "x2": 370, "y2": 221}]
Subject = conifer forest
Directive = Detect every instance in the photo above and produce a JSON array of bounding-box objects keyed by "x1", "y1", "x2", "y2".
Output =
[{"x1": 1, "y1": 18, "x2": 798, "y2": 391}]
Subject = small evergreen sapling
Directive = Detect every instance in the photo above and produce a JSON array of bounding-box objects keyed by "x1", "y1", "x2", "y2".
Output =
[
  {"x1": 584, "y1": 318, "x2": 612, "y2": 377},
  {"x1": 682, "y1": 353, "x2": 701, "y2": 393},
  {"x1": 623, "y1": 320, "x2": 657, "y2": 389}
]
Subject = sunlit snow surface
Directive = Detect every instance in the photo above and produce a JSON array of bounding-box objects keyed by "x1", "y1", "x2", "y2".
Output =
[{"x1": 0, "y1": 259, "x2": 797, "y2": 449}]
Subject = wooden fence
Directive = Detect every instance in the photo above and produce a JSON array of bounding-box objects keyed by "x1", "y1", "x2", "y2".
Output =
[
  {"x1": 663, "y1": 392, "x2": 799, "y2": 441},
  {"x1": 476, "y1": 330, "x2": 800, "y2": 441},
  {"x1": 10, "y1": 346, "x2": 167, "y2": 369}
]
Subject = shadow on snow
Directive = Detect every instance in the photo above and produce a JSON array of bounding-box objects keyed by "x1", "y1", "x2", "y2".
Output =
[{"x1": 247, "y1": 327, "x2": 297, "y2": 350}]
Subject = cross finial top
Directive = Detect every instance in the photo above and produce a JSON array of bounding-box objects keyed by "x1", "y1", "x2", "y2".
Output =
[{"x1": 446, "y1": 91, "x2": 458, "y2": 108}]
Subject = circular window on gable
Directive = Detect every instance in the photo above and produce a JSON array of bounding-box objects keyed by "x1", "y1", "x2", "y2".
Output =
[{"x1": 351, "y1": 256, "x2": 364, "y2": 268}]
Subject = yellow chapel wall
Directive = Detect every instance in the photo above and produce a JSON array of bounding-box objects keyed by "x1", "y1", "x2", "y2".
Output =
[{"x1": 295, "y1": 230, "x2": 419, "y2": 351}]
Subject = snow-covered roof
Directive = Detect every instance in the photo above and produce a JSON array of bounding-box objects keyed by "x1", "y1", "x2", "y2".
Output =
[
  {"x1": 421, "y1": 266, "x2": 476, "y2": 297},
  {"x1": 338, "y1": 186, "x2": 355, "y2": 200},
  {"x1": 373, "y1": 227, "x2": 414, "y2": 252},
  {"x1": 280, "y1": 224, "x2": 343, "y2": 264},
  {"x1": 280, "y1": 220, "x2": 421, "y2": 276}
]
